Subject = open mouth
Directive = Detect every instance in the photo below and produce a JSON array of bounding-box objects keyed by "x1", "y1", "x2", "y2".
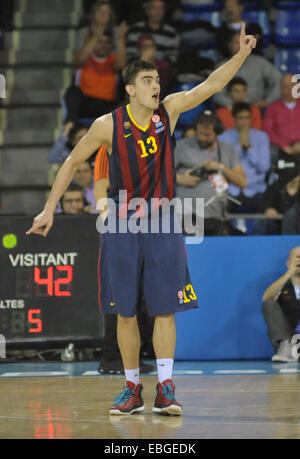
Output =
[{"x1": 152, "y1": 94, "x2": 159, "y2": 102}]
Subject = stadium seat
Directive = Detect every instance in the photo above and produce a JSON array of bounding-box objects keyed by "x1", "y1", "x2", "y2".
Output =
[
  {"x1": 181, "y1": 11, "x2": 220, "y2": 48},
  {"x1": 243, "y1": 2, "x2": 258, "y2": 10},
  {"x1": 181, "y1": 27, "x2": 217, "y2": 48},
  {"x1": 275, "y1": 48, "x2": 300, "y2": 73},
  {"x1": 172, "y1": 82, "x2": 207, "y2": 128},
  {"x1": 199, "y1": 49, "x2": 218, "y2": 62},
  {"x1": 276, "y1": 1, "x2": 300, "y2": 10},
  {"x1": 182, "y1": 10, "x2": 221, "y2": 26},
  {"x1": 275, "y1": 10, "x2": 300, "y2": 46},
  {"x1": 180, "y1": 0, "x2": 222, "y2": 13},
  {"x1": 242, "y1": 11, "x2": 271, "y2": 46}
]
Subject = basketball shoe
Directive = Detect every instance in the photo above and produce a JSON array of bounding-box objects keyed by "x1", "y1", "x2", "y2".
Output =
[
  {"x1": 109, "y1": 381, "x2": 144, "y2": 415},
  {"x1": 152, "y1": 379, "x2": 182, "y2": 416}
]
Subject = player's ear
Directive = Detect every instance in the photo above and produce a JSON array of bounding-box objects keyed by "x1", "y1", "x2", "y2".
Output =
[{"x1": 125, "y1": 84, "x2": 135, "y2": 97}]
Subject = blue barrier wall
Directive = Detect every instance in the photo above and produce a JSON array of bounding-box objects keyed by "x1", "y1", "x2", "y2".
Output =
[{"x1": 175, "y1": 235, "x2": 300, "y2": 360}]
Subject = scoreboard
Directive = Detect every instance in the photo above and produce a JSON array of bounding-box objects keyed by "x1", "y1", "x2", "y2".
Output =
[{"x1": 0, "y1": 215, "x2": 104, "y2": 345}]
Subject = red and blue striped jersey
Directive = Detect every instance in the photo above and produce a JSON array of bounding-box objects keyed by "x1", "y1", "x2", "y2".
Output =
[{"x1": 108, "y1": 103, "x2": 176, "y2": 216}]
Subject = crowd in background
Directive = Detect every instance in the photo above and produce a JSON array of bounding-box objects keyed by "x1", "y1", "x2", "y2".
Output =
[{"x1": 3, "y1": 0, "x2": 300, "y2": 236}]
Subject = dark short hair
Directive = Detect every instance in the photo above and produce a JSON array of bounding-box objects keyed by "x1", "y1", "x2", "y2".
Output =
[
  {"x1": 68, "y1": 123, "x2": 87, "y2": 145},
  {"x1": 246, "y1": 22, "x2": 262, "y2": 37},
  {"x1": 122, "y1": 59, "x2": 158, "y2": 86},
  {"x1": 60, "y1": 184, "x2": 85, "y2": 211},
  {"x1": 232, "y1": 102, "x2": 251, "y2": 118},
  {"x1": 62, "y1": 184, "x2": 84, "y2": 198},
  {"x1": 90, "y1": 0, "x2": 116, "y2": 25},
  {"x1": 228, "y1": 77, "x2": 247, "y2": 92},
  {"x1": 145, "y1": 0, "x2": 166, "y2": 8},
  {"x1": 195, "y1": 110, "x2": 219, "y2": 128}
]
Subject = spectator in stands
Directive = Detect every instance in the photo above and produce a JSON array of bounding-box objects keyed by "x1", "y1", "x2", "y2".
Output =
[
  {"x1": 175, "y1": 111, "x2": 247, "y2": 236},
  {"x1": 48, "y1": 123, "x2": 88, "y2": 164},
  {"x1": 262, "y1": 246, "x2": 300, "y2": 362},
  {"x1": 81, "y1": 0, "x2": 147, "y2": 26},
  {"x1": 253, "y1": 175, "x2": 300, "y2": 235},
  {"x1": 222, "y1": 0, "x2": 244, "y2": 32},
  {"x1": 126, "y1": 0, "x2": 180, "y2": 64},
  {"x1": 73, "y1": 161, "x2": 97, "y2": 213},
  {"x1": 220, "y1": 3, "x2": 265, "y2": 54},
  {"x1": 135, "y1": 34, "x2": 172, "y2": 98},
  {"x1": 94, "y1": 145, "x2": 155, "y2": 374},
  {"x1": 60, "y1": 184, "x2": 87, "y2": 215},
  {"x1": 282, "y1": 190, "x2": 300, "y2": 235},
  {"x1": 214, "y1": 29, "x2": 281, "y2": 108},
  {"x1": 263, "y1": 74, "x2": 300, "y2": 157},
  {"x1": 76, "y1": 0, "x2": 117, "y2": 52},
  {"x1": 219, "y1": 102, "x2": 271, "y2": 213},
  {"x1": 93, "y1": 144, "x2": 110, "y2": 213},
  {"x1": 64, "y1": 23, "x2": 128, "y2": 124},
  {"x1": 217, "y1": 77, "x2": 262, "y2": 130}
]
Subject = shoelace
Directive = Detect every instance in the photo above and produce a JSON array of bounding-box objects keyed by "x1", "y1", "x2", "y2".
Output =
[
  {"x1": 162, "y1": 383, "x2": 176, "y2": 401},
  {"x1": 114, "y1": 387, "x2": 134, "y2": 405}
]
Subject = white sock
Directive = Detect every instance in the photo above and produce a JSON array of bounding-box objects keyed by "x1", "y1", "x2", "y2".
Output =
[
  {"x1": 124, "y1": 368, "x2": 139, "y2": 386},
  {"x1": 156, "y1": 359, "x2": 174, "y2": 384}
]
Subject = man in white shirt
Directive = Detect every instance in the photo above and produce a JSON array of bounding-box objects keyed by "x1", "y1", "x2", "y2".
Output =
[{"x1": 222, "y1": 0, "x2": 244, "y2": 31}]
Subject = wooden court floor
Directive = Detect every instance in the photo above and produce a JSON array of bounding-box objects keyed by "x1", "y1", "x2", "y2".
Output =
[{"x1": 1, "y1": 374, "x2": 300, "y2": 439}]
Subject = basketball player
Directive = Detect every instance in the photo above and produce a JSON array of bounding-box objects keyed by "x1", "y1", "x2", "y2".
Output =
[{"x1": 27, "y1": 24, "x2": 256, "y2": 416}]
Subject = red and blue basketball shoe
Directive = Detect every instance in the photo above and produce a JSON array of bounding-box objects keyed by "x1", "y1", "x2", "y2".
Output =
[
  {"x1": 109, "y1": 381, "x2": 144, "y2": 415},
  {"x1": 152, "y1": 379, "x2": 182, "y2": 416}
]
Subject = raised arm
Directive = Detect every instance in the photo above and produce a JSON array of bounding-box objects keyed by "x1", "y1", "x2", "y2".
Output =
[
  {"x1": 112, "y1": 22, "x2": 129, "y2": 72},
  {"x1": 26, "y1": 115, "x2": 113, "y2": 237},
  {"x1": 163, "y1": 24, "x2": 256, "y2": 131},
  {"x1": 74, "y1": 26, "x2": 103, "y2": 68}
]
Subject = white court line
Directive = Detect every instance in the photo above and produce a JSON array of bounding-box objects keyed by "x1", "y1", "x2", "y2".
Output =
[
  {"x1": 279, "y1": 369, "x2": 300, "y2": 374},
  {"x1": 149, "y1": 371, "x2": 203, "y2": 375},
  {"x1": 82, "y1": 371, "x2": 100, "y2": 376},
  {"x1": 83, "y1": 370, "x2": 203, "y2": 376},
  {"x1": 182, "y1": 371, "x2": 203, "y2": 374},
  {"x1": 0, "y1": 372, "x2": 69, "y2": 377},
  {"x1": 213, "y1": 370, "x2": 266, "y2": 374},
  {"x1": 0, "y1": 369, "x2": 273, "y2": 378}
]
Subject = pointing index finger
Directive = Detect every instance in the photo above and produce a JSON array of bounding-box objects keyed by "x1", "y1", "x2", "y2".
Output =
[{"x1": 240, "y1": 22, "x2": 246, "y2": 39}]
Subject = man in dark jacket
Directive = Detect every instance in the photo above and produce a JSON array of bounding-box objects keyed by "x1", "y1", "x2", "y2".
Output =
[
  {"x1": 262, "y1": 247, "x2": 300, "y2": 362},
  {"x1": 253, "y1": 175, "x2": 300, "y2": 235}
]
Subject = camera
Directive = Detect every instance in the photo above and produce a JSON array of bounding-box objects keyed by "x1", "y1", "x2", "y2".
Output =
[{"x1": 190, "y1": 167, "x2": 218, "y2": 180}]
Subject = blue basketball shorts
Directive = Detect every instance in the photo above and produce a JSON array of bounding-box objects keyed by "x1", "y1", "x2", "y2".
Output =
[{"x1": 98, "y1": 212, "x2": 199, "y2": 317}]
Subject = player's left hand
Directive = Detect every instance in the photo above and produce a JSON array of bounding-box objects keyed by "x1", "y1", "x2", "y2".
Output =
[{"x1": 239, "y1": 23, "x2": 257, "y2": 56}]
